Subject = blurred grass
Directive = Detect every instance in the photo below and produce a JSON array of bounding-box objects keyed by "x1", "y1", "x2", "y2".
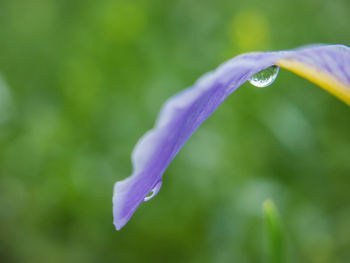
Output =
[
  {"x1": 263, "y1": 199, "x2": 285, "y2": 263},
  {"x1": 0, "y1": 0, "x2": 350, "y2": 262}
]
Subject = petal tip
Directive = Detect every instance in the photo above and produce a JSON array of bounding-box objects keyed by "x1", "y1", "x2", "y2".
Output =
[
  {"x1": 112, "y1": 180, "x2": 131, "y2": 231},
  {"x1": 113, "y1": 218, "x2": 125, "y2": 231},
  {"x1": 112, "y1": 177, "x2": 145, "y2": 231}
]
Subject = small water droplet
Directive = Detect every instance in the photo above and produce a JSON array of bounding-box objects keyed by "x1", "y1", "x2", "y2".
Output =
[
  {"x1": 144, "y1": 180, "x2": 162, "y2": 202},
  {"x1": 249, "y1": 65, "x2": 279, "y2": 88}
]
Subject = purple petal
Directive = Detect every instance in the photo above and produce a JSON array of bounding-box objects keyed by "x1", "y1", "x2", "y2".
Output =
[
  {"x1": 277, "y1": 45, "x2": 350, "y2": 104},
  {"x1": 113, "y1": 44, "x2": 350, "y2": 230}
]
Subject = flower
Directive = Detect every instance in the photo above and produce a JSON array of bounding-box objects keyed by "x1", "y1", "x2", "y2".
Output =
[{"x1": 113, "y1": 44, "x2": 350, "y2": 230}]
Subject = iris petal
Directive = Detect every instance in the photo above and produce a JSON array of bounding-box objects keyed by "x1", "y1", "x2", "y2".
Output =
[
  {"x1": 113, "y1": 44, "x2": 350, "y2": 230},
  {"x1": 277, "y1": 45, "x2": 350, "y2": 105}
]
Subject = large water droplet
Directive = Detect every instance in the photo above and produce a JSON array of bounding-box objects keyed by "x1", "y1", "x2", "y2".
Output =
[
  {"x1": 144, "y1": 180, "x2": 162, "y2": 202},
  {"x1": 249, "y1": 65, "x2": 279, "y2": 88}
]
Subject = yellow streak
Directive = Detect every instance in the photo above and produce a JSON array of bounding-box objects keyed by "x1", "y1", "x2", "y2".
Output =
[{"x1": 277, "y1": 58, "x2": 350, "y2": 106}]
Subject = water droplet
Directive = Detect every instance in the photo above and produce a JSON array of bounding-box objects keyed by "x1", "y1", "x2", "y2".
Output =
[
  {"x1": 249, "y1": 65, "x2": 279, "y2": 88},
  {"x1": 144, "y1": 180, "x2": 162, "y2": 202}
]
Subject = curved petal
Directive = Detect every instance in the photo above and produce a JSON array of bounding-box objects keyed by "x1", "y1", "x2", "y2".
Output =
[
  {"x1": 113, "y1": 44, "x2": 350, "y2": 230},
  {"x1": 277, "y1": 45, "x2": 350, "y2": 105}
]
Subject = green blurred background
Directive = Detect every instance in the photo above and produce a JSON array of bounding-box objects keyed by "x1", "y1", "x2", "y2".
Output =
[{"x1": 0, "y1": 0, "x2": 349, "y2": 262}]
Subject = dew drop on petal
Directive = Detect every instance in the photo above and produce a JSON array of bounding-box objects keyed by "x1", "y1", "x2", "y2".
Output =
[
  {"x1": 249, "y1": 65, "x2": 279, "y2": 88},
  {"x1": 144, "y1": 180, "x2": 162, "y2": 202}
]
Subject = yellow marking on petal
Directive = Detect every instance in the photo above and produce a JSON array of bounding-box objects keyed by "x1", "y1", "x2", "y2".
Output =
[{"x1": 277, "y1": 58, "x2": 350, "y2": 106}]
